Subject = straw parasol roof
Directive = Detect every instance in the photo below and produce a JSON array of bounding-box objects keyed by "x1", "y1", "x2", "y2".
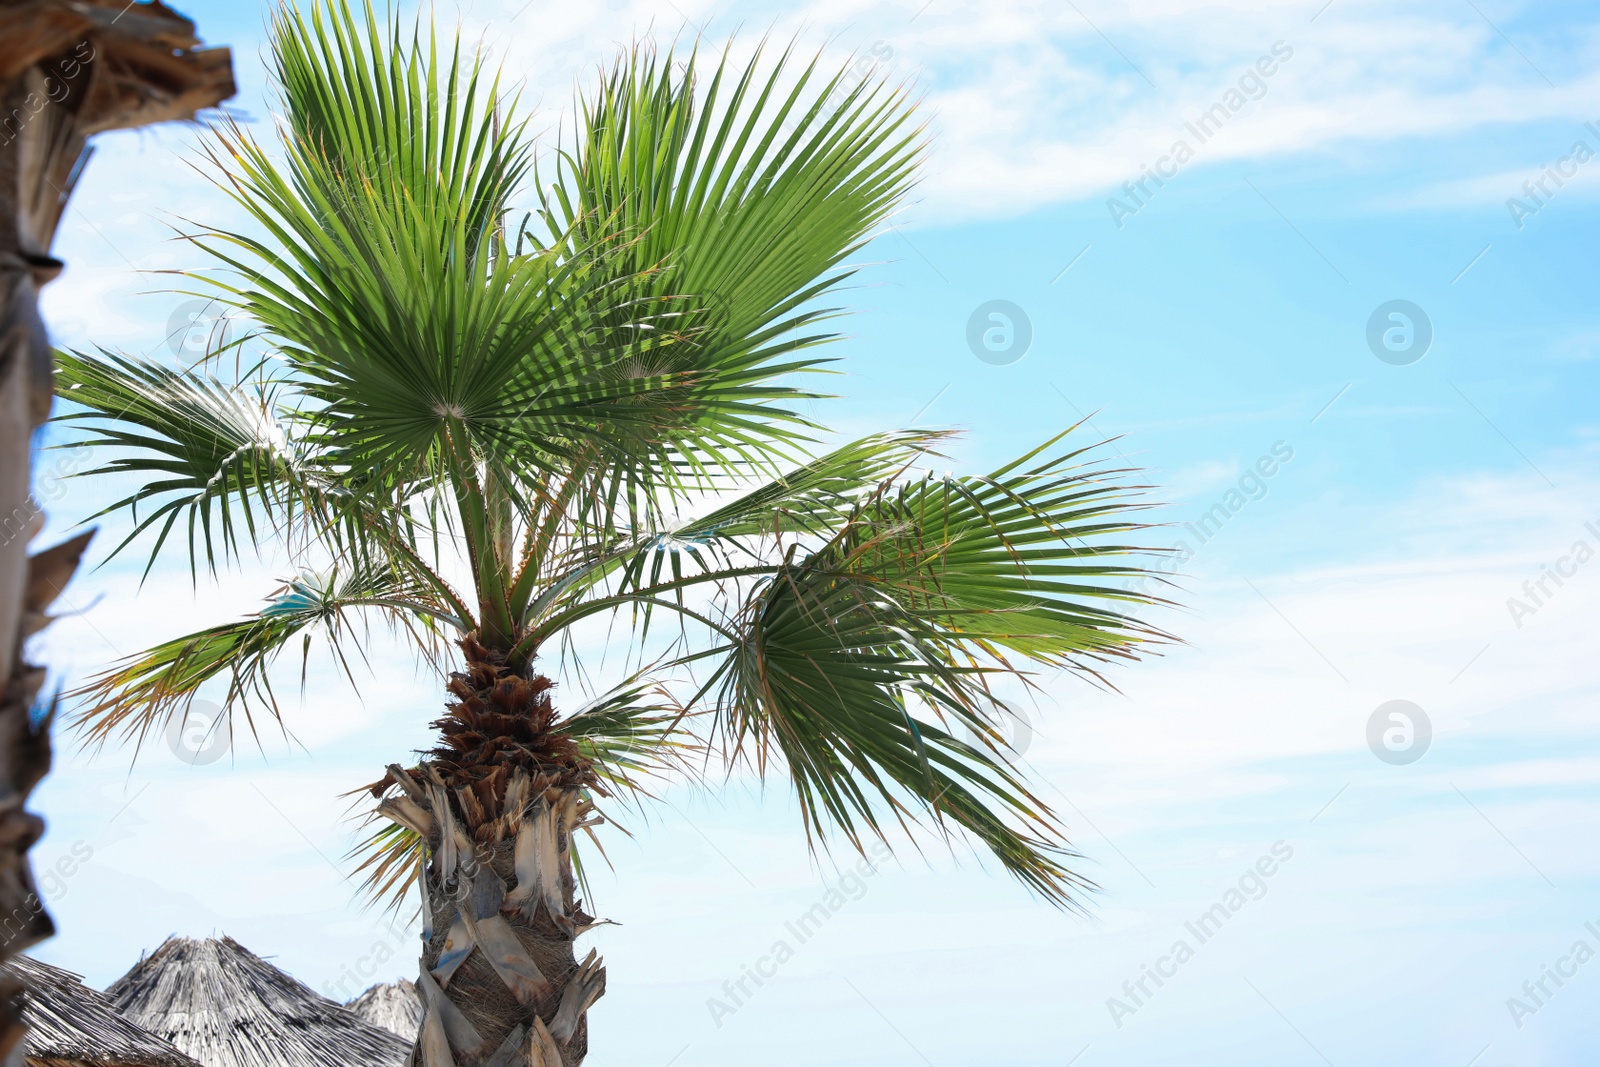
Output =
[
  {"x1": 344, "y1": 982, "x2": 420, "y2": 1042},
  {"x1": 104, "y1": 937, "x2": 411, "y2": 1067},
  {"x1": 0, "y1": 954, "x2": 202, "y2": 1067}
]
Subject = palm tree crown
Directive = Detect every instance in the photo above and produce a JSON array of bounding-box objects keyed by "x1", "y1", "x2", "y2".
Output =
[{"x1": 56, "y1": 0, "x2": 1168, "y2": 911}]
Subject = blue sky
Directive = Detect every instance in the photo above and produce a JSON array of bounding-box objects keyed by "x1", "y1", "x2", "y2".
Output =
[{"x1": 22, "y1": 1, "x2": 1600, "y2": 1065}]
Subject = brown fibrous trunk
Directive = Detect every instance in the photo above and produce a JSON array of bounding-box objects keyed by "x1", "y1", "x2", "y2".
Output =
[{"x1": 376, "y1": 638, "x2": 607, "y2": 1067}]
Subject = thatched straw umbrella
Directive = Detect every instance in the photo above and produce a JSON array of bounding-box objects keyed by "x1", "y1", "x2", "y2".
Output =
[
  {"x1": 105, "y1": 938, "x2": 410, "y2": 1067},
  {"x1": 345, "y1": 983, "x2": 420, "y2": 1043},
  {"x1": 0, "y1": 954, "x2": 200, "y2": 1067}
]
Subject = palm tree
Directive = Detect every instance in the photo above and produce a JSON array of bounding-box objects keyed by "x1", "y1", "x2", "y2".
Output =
[{"x1": 55, "y1": 3, "x2": 1168, "y2": 1064}]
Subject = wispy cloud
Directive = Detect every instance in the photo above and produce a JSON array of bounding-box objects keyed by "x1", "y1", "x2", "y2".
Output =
[{"x1": 459, "y1": 0, "x2": 1600, "y2": 222}]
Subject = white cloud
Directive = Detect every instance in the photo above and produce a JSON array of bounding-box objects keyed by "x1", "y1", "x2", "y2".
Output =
[
  {"x1": 442, "y1": 0, "x2": 1600, "y2": 223},
  {"x1": 1375, "y1": 148, "x2": 1600, "y2": 214}
]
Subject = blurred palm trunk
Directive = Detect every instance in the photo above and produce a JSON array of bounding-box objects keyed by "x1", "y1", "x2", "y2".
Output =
[{"x1": 0, "y1": 2, "x2": 233, "y2": 1061}]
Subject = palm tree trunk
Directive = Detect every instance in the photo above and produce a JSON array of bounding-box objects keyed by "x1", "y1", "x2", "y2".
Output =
[
  {"x1": 382, "y1": 641, "x2": 606, "y2": 1067},
  {"x1": 0, "y1": 5, "x2": 232, "y2": 1062}
]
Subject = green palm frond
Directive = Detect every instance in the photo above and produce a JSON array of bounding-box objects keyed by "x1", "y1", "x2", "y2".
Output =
[
  {"x1": 667, "y1": 429, "x2": 950, "y2": 542},
  {"x1": 199, "y1": 105, "x2": 685, "y2": 498},
  {"x1": 53, "y1": 349, "x2": 308, "y2": 577},
  {"x1": 351, "y1": 820, "x2": 423, "y2": 917},
  {"x1": 193, "y1": 4, "x2": 699, "y2": 510},
  {"x1": 842, "y1": 430, "x2": 1170, "y2": 672},
  {"x1": 69, "y1": 563, "x2": 452, "y2": 751},
  {"x1": 51, "y1": 349, "x2": 458, "y2": 612},
  {"x1": 703, "y1": 553, "x2": 1088, "y2": 902},
  {"x1": 511, "y1": 430, "x2": 949, "y2": 649},
  {"x1": 271, "y1": 1, "x2": 526, "y2": 255},
  {"x1": 560, "y1": 676, "x2": 701, "y2": 798},
  {"x1": 541, "y1": 42, "x2": 926, "y2": 484},
  {"x1": 692, "y1": 432, "x2": 1169, "y2": 905}
]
